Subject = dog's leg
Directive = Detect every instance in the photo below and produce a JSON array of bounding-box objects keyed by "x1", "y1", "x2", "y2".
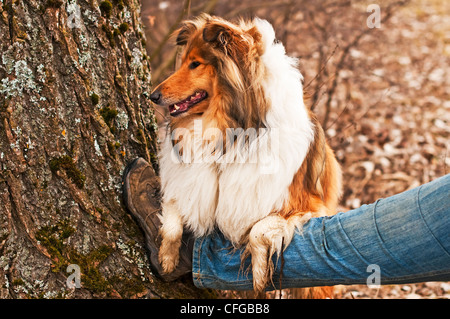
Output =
[
  {"x1": 158, "y1": 199, "x2": 183, "y2": 273},
  {"x1": 247, "y1": 214, "x2": 311, "y2": 293}
]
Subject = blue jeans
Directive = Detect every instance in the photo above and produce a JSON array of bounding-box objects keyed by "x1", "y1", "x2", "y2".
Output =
[{"x1": 192, "y1": 174, "x2": 450, "y2": 290}]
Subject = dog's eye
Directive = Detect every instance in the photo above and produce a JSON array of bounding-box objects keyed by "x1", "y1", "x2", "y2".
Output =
[{"x1": 189, "y1": 61, "x2": 201, "y2": 69}]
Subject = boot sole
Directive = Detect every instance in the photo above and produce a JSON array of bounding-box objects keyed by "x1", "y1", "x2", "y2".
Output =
[{"x1": 122, "y1": 158, "x2": 170, "y2": 281}]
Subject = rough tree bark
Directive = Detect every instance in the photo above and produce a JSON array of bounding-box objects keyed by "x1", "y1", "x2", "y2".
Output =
[{"x1": 0, "y1": 0, "x2": 211, "y2": 298}]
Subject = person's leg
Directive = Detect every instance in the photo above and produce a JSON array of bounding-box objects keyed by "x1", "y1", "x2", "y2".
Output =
[{"x1": 193, "y1": 174, "x2": 450, "y2": 290}]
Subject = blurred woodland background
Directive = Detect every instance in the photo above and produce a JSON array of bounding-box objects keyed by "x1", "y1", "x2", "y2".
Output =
[{"x1": 142, "y1": 0, "x2": 449, "y2": 298}]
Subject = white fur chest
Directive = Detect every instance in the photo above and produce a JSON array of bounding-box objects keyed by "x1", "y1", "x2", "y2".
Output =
[
  {"x1": 159, "y1": 132, "x2": 288, "y2": 244},
  {"x1": 159, "y1": 136, "x2": 219, "y2": 236},
  {"x1": 159, "y1": 115, "x2": 313, "y2": 245}
]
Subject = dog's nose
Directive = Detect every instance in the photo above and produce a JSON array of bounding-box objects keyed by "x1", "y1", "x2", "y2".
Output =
[{"x1": 150, "y1": 90, "x2": 162, "y2": 104}]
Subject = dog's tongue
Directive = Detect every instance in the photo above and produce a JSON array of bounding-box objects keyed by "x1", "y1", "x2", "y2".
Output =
[
  {"x1": 169, "y1": 91, "x2": 207, "y2": 116},
  {"x1": 169, "y1": 102, "x2": 189, "y2": 114}
]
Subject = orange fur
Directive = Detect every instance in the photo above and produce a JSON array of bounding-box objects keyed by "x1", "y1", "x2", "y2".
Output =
[{"x1": 282, "y1": 111, "x2": 341, "y2": 218}]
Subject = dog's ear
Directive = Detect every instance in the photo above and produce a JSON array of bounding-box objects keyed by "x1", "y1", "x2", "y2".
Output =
[
  {"x1": 203, "y1": 22, "x2": 232, "y2": 50},
  {"x1": 176, "y1": 22, "x2": 196, "y2": 46},
  {"x1": 246, "y1": 26, "x2": 262, "y2": 43}
]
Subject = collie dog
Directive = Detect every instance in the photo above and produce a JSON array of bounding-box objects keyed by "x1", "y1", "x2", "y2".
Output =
[{"x1": 150, "y1": 14, "x2": 342, "y2": 297}]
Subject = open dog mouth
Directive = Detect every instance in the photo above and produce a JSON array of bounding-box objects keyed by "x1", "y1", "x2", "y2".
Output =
[{"x1": 168, "y1": 91, "x2": 208, "y2": 116}]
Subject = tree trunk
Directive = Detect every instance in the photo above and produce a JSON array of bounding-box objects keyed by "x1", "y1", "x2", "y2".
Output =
[{"x1": 0, "y1": 0, "x2": 211, "y2": 298}]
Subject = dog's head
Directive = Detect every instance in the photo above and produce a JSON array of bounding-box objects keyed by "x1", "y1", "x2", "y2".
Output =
[{"x1": 150, "y1": 14, "x2": 270, "y2": 129}]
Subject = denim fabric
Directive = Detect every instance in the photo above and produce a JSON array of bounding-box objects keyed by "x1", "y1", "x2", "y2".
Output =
[{"x1": 192, "y1": 174, "x2": 450, "y2": 290}]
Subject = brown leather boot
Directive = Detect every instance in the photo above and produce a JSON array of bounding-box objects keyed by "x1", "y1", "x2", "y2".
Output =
[{"x1": 122, "y1": 157, "x2": 193, "y2": 281}]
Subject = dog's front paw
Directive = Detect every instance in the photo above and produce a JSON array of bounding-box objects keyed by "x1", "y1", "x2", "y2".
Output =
[
  {"x1": 247, "y1": 214, "x2": 308, "y2": 293},
  {"x1": 158, "y1": 200, "x2": 183, "y2": 273},
  {"x1": 247, "y1": 216, "x2": 284, "y2": 292},
  {"x1": 159, "y1": 238, "x2": 180, "y2": 273}
]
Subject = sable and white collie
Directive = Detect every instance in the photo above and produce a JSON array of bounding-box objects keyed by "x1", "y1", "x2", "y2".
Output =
[{"x1": 150, "y1": 14, "x2": 342, "y2": 297}]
